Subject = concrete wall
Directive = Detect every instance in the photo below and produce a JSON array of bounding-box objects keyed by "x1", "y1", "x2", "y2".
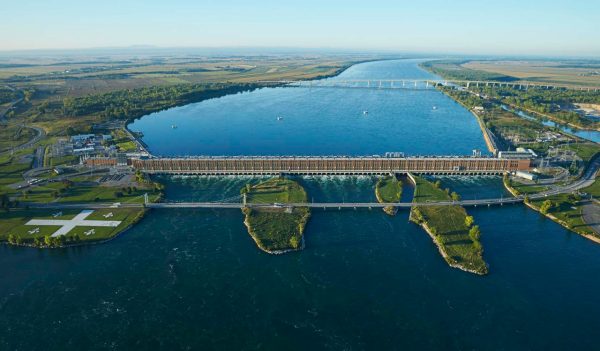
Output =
[{"x1": 130, "y1": 157, "x2": 530, "y2": 175}]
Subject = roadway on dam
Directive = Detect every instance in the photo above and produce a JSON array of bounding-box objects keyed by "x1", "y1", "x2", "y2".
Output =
[{"x1": 26, "y1": 155, "x2": 600, "y2": 210}]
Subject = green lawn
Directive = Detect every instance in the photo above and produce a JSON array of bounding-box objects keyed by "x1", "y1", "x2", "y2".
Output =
[
  {"x1": 116, "y1": 140, "x2": 137, "y2": 152},
  {"x1": 411, "y1": 175, "x2": 488, "y2": 274},
  {"x1": 0, "y1": 207, "x2": 146, "y2": 246},
  {"x1": 15, "y1": 177, "x2": 154, "y2": 204},
  {"x1": 0, "y1": 125, "x2": 35, "y2": 152},
  {"x1": 564, "y1": 142, "x2": 600, "y2": 163},
  {"x1": 376, "y1": 176, "x2": 402, "y2": 202},
  {"x1": 506, "y1": 179, "x2": 549, "y2": 195},
  {"x1": 242, "y1": 178, "x2": 310, "y2": 253},
  {"x1": 529, "y1": 194, "x2": 596, "y2": 236},
  {"x1": 0, "y1": 148, "x2": 33, "y2": 191},
  {"x1": 582, "y1": 178, "x2": 600, "y2": 198},
  {"x1": 376, "y1": 176, "x2": 402, "y2": 215},
  {"x1": 245, "y1": 177, "x2": 307, "y2": 203},
  {"x1": 47, "y1": 155, "x2": 78, "y2": 167}
]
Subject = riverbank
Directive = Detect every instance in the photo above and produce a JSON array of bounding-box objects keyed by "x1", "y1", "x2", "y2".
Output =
[
  {"x1": 503, "y1": 175, "x2": 600, "y2": 243},
  {"x1": 436, "y1": 88, "x2": 499, "y2": 154},
  {"x1": 408, "y1": 173, "x2": 488, "y2": 275},
  {"x1": 241, "y1": 178, "x2": 310, "y2": 254}
]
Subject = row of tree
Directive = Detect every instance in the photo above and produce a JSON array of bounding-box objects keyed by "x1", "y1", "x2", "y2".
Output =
[{"x1": 60, "y1": 82, "x2": 265, "y2": 121}]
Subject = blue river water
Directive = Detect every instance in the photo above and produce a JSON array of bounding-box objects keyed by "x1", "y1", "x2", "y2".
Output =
[
  {"x1": 501, "y1": 105, "x2": 600, "y2": 143},
  {"x1": 2, "y1": 60, "x2": 600, "y2": 350},
  {"x1": 130, "y1": 59, "x2": 489, "y2": 156}
]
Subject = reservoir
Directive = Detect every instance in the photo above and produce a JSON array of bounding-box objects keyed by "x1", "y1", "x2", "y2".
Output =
[
  {"x1": 2, "y1": 60, "x2": 600, "y2": 350},
  {"x1": 129, "y1": 59, "x2": 489, "y2": 156}
]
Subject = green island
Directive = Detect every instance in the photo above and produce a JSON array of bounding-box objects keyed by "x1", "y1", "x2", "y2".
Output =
[
  {"x1": 409, "y1": 174, "x2": 488, "y2": 275},
  {"x1": 375, "y1": 175, "x2": 402, "y2": 215},
  {"x1": 241, "y1": 178, "x2": 311, "y2": 254}
]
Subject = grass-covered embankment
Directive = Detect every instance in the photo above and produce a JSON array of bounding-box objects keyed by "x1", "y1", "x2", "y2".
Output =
[
  {"x1": 375, "y1": 176, "x2": 402, "y2": 215},
  {"x1": 409, "y1": 174, "x2": 488, "y2": 275},
  {"x1": 503, "y1": 175, "x2": 600, "y2": 242},
  {"x1": 241, "y1": 178, "x2": 310, "y2": 254}
]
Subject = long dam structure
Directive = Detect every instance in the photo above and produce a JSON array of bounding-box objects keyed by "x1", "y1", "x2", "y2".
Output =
[{"x1": 85, "y1": 155, "x2": 532, "y2": 175}]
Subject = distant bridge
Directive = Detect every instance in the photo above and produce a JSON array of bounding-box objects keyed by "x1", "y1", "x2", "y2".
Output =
[
  {"x1": 124, "y1": 156, "x2": 531, "y2": 176},
  {"x1": 258, "y1": 79, "x2": 600, "y2": 91}
]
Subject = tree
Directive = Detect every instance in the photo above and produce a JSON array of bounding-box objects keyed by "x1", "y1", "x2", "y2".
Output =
[
  {"x1": 0, "y1": 193, "x2": 9, "y2": 209},
  {"x1": 7, "y1": 234, "x2": 16, "y2": 244},
  {"x1": 33, "y1": 237, "x2": 41, "y2": 247},
  {"x1": 540, "y1": 200, "x2": 554, "y2": 214},
  {"x1": 289, "y1": 235, "x2": 301, "y2": 249},
  {"x1": 44, "y1": 235, "x2": 52, "y2": 247},
  {"x1": 465, "y1": 215, "x2": 474, "y2": 228},
  {"x1": 469, "y1": 225, "x2": 481, "y2": 242},
  {"x1": 412, "y1": 208, "x2": 424, "y2": 223},
  {"x1": 434, "y1": 180, "x2": 442, "y2": 189},
  {"x1": 451, "y1": 192, "x2": 461, "y2": 201}
]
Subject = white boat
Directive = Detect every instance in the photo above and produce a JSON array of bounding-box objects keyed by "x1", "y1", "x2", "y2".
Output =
[
  {"x1": 363, "y1": 110, "x2": 369, "y2": 115},
  {"x1": 171, "y1": 124, "x2": 177, "y2": 129},
  {"x1": 277, "y1": 116, "x2": 284, "y2": 121},
  {"x1": 432, "y1": 106, "x2": 437, "y2": 110}
]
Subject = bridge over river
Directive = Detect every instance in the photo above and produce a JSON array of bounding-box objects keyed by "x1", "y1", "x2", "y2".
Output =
[
  {"x1": 32, "y1": 155, "x2": 600, "y2": 211},
  {"x1": 259, "y1": 79, "x2": 600, "y2": 91}
]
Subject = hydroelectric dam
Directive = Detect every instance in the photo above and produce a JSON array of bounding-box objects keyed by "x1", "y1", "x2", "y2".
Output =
[{"x1": 86, "y1": 155, "x2": 532, "y2": 176}]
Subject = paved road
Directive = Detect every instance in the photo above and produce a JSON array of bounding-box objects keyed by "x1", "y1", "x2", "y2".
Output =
[
  {"x1": 1, "y1": 124, "x2": 46, "y2": 156},
  {"x1": 32, "y1": 146, "x2": 45, "y2": 169}
]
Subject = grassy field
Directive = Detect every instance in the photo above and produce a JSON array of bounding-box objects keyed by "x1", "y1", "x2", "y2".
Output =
[
  {"x1": 528, "y1": 194, "x2": 597, "y2": 238},
  {"x1": 0, "y1": 207, "x2": 146, "y2": 246},
  {"x1": 410, "y1": 175, "x2": 488, "y2": 274},
  {"x1": 242, "y1": 178, "x2": 310, "y2": 253},
  {"x1": 463, "y1": 61, "x2": 600, "y2": 88},
  {"x1": 15, "y1": 175, "x2": 158, "y2": 204},
  {"x1": 0, "y1": 124, "x2": 35, "y2": 152},
  {"x1": 563, "y1": 142, "x2": 600, "y2": 162},
  {"x1": 505, "y1": 177, "x2": 599, "y2": 239},
  {"x1": 0, "y1": 148, "x2": 33, "y2": 191},
  {"x1": 375, "y1": 176, "x2": 402, "y2": 215},
  {"x1": 582, "y1": 178, "x2": 600, "y2": 198}
]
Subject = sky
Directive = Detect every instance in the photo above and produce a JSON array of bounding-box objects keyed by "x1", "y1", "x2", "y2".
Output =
[{"x1": 1, "y1": 0, "x2": 599, "y2": 56}]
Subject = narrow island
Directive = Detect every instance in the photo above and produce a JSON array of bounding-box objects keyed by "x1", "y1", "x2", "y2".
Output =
[
  {"x1": 375, "y1": 175, "x2": 402, "y2": 215},
  {"x1": 408, "y1": 174, "x2": 488, "y2": 275},
  {"x1": 241, "y1": 178, "x2": 311, "y2": 254}
]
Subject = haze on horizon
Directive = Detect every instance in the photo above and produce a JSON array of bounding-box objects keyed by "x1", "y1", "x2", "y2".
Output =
[{"x1": 1, "y1": 0, "x2": 599, "y2": 57}]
